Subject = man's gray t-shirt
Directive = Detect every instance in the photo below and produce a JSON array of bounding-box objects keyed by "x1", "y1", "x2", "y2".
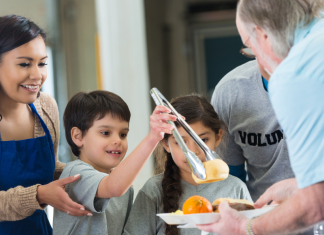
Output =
[
  {"x1": 211, "y1": 60, "x2": 295, "y2": 201},
  {"x1": 123, "y1": 174, "x2": 251, "y2": 235},
  {"x1": 53, "y1": 159, "x2": 133, "y2": 235}
]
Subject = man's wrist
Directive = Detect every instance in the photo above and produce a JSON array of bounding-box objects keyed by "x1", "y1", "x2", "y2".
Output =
[{"x1": 246, "y1": 218, "x2": 255, "y2": 235}]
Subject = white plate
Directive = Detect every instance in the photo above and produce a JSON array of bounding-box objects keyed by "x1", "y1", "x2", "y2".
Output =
[
  {"x1": 157, "y1": 213, "x2": 220, "y2": 225},
  {"x1": 157, "y1": 205, "x2": 277, "y2": 225}
]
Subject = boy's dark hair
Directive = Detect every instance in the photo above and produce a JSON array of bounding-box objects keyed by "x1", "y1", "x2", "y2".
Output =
[{"x1": 63, "y1": 90, "x2": 131, "y2": 157}]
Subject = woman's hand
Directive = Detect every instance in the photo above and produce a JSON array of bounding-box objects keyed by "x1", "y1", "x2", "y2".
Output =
[
  {"x1": 37, "y1": 174, "x2": 92, "y2": 216},
  {"x1": 148, "y1": 105, "x2": 177, "y2": 142},
  {"x1": 254, "y1": 178, "x2": 298, "y2": 208}
]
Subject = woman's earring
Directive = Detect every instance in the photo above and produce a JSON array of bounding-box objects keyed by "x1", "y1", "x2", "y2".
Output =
[{"x1": 0, "y1": 114, "x2": 2, "y2": 122}]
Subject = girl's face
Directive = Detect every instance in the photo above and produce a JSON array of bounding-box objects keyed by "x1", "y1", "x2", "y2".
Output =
[
  {"x1": 162, "y1": 121, "x2": 223, "y2": 182},
  {"x1": 0, "y1": 36, "x2": 47, "y2": 104}
]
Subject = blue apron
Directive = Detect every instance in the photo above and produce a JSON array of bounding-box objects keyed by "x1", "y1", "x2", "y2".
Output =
[{"x1": 0, "y1": 103, "x2": 55, "y2": 234}]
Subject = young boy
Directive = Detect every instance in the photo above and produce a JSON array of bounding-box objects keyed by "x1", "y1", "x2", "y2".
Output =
[{"x1": 53, "y1": 90, "x2": 176, "y2": 235}]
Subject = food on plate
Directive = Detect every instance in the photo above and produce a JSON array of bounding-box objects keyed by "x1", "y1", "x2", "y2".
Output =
[
  {"x1": 212, "y1": 198, "x2": 254, "y2": 212},
  {"x1": 192, "y1": 159, "x2": 229, "y2": 184},
  {"x1": 171, "y1": 210, "x2": 184, "y2": 215},
  {"x1": 182, "y1": 195, "x2": 213, "y2": 214}
]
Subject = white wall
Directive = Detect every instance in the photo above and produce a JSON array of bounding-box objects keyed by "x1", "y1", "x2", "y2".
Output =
[{"x1": 95, "y1": 0, "x2": 153, "y2": 196}]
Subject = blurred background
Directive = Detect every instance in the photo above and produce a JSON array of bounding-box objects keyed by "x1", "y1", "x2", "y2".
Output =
[{"x1": 0, "y1": 0, "x2": 253, "y2": 221}]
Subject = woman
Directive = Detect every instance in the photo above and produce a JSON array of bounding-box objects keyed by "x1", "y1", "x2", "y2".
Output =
[{"x1": 0, "y1": 15, "x2": 91, "y2": 234}]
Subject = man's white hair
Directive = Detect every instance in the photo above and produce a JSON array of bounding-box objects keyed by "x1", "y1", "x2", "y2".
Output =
[{"x1": 237, "y1": 0, "x2": 324, "y2": 59}]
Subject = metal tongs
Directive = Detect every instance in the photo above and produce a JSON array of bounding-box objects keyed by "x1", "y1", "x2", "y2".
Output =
[{"x1": 150, "y1": 88, "x2": 220, "y2": 180}]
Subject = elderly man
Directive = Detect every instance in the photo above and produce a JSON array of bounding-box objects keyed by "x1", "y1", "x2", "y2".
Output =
[{"x1": 197, "y1": 0, "x2": 324, "y2": 234}]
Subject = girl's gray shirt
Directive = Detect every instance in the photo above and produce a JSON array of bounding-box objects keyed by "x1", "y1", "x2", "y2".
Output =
[{"x1": 123, "y1": 174, "x2": 252, "y2": 235}]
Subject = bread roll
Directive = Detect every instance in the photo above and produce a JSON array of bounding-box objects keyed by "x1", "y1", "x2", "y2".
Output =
[{"x1": 192, "y1": 159, "x2": 229, "y2": 184}]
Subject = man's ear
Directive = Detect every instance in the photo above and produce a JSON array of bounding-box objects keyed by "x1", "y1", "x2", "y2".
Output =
[
  {"x1": 255, "y1": 26, "x2": 268, "y2": 42},
  {"x1": 71, "y1": 127, "x2": 83, "y2": 147},
  {"x1": 215, "y1": 129, "x2": 223, "y2": 148},
  {"x1": 255, "y1": 25, "x2": 275, "y2": 56},
  {"x1": 161, "y1": 139, "x2": 171, "y2": 153}
]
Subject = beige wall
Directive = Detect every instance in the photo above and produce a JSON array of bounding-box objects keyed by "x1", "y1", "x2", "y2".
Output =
[
  {"x1": 144, "y1": 0, "x2": 169, "y2": 101},
  {"x1": 59, "y1": 0, "x2": 98, "y2": 100},
  {"x1": 0, "y1": 0, "x2": 47, "y2": 29},
  {"x1": 144, "y1": 0, "x2": 194, "y2": 101}
]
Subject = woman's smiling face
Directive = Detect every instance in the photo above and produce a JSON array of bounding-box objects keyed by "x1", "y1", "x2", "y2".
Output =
[{"x1": 0, "y1": 36, "x2": 47, "y2": 104}]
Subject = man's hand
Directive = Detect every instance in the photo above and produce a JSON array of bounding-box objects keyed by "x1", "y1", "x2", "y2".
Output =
[
  {"x1": 37, "y1": 174, "x2": 92, "y2": 216},
  {"x1": 255, "y1": 178, "x2": 298, "y2": 208},
  {"x1": 196, "y1": 201, "x2": 248, "y2": 235}
]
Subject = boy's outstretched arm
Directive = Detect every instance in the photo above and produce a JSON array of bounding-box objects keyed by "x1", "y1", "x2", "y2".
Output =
[{"x1": 96, "y1": 105, "x2": 176, "y2": 198}]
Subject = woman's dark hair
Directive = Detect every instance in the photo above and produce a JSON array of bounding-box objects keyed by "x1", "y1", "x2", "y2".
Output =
[
  {"x1": 0, "y1": 15, "x2": 46, "y2": 61},
  {"x1": 155, "y1": 94, "x2": 226, "y2": 235},
  {"x1": 63, "y1": 90, "x2": 131, "y2": 157}
]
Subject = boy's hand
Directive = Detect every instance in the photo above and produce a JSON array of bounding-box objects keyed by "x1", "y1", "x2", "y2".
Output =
[
  {"x1": 37, "y1": 174, "x2": 93, "y2": 216},
  {"x1": 149, "y1": 105, "x2": 177, "y2": 142}
]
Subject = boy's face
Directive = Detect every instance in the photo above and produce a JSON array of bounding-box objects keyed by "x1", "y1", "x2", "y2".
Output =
[{"x1": 78, "y1": 113, "x2": 129, "y2": 173}]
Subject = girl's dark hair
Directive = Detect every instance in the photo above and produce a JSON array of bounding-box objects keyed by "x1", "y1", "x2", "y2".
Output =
[
  {"x1": 63, "y1": 90, "x2": 131, "y2": 157},
  {"x1": 155, "y1": 94, "x2": 226, "y2": 235},
  {"x1": 0, "y1": 15, "x2": 46, "y2": 61}
]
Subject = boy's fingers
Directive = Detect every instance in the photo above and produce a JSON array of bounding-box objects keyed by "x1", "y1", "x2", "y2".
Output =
[
  {"x1": 151, "y1": 123, "x2": 174, "y2": 133},
  {"x1": 154, "y1": 122, "x2": 174, "y2": 130},
  {"x1": 159, "y1": 114, "x2": 177, "y2": 121},
  {"x1": 150, "y1": 113, "x2": 177, "y2": 123},
  {"x1": 154, "y1": 105, "x2": 171, "y2": 114},
  {"x1": 151, "y1": 124, "x2": 171, "y2": 134},
  {"x1": 150, "y1": 117, "x2": 174, "y2": 128}
]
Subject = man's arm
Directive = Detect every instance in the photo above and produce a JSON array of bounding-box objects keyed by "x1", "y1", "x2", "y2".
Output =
[
  {"x1": 197, "y1": 181, "x2": 324, "y2": 235},
  {"x1": 253, "y1": 181, "x2": 324, "y2": 234}
]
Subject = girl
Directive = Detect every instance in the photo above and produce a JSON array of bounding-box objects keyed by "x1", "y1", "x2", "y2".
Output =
[{"x1": 123, "y1": 94, "x2": 252, "y2": 235}]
